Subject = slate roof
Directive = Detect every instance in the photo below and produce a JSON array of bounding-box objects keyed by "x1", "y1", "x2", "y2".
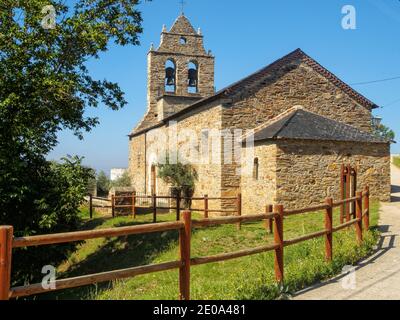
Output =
[
  {"x1": 130, "y1": 48, "x2": 379, "y2": 137},
  {"x1": 250, "y1": 108, "x2": 388, "y2": 144}
]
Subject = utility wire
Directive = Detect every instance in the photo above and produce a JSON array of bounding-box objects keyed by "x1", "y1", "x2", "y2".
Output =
[
  {"x1": 350, "y1": 76, "x2": 400, "y2": 86},
  {"x1": 382, "y1": 97, "x2": 400, "y2": 108}
]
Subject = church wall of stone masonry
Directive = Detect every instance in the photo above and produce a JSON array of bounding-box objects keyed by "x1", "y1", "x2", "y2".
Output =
[
  {"x1": 221, "y1": 59, "x2": 377, "y2": 211},
  {"x1": 275, "y1": 140, "x2": 391, "y2": 209},
  {"x1": 240, "y1": 142, "x2": 278, "y2": 215},
  {"x1": 240, "y1": 140, "x2": 390, "y2": 213},
  {"x1": 129, "y1": 102, "x2": 225, "y2": 212}
]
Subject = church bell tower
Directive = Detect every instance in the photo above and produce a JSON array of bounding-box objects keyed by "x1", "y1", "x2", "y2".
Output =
[{"x1": 146, "y1": 14, "x2": 215, "y2": 122}]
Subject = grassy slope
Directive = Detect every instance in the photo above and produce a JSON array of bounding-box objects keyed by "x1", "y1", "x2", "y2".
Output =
[
  {"x1": 38, "y1": 203, "x2": 380, "y2": 300},
  {"x1": 393, "y1": 157, "x2": 400, "y2": 169}
]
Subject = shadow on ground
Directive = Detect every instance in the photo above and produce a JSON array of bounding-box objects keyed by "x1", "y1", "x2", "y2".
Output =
[
  {"x1": 31, "y1": 218, "x2": 181, "y2": 300},
  {"x1": 292, "y1": 224, "x2": 397, "y2": 298}
]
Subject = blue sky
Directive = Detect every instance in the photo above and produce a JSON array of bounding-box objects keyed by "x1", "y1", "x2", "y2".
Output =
[{"x1": 47, "y1": 0, "x2": 400, "y2": 174}]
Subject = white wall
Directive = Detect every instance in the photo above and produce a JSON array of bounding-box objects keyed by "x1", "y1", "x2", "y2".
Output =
[{"x1": 110, "y1": 168, "x2": 127, "y2": 181}]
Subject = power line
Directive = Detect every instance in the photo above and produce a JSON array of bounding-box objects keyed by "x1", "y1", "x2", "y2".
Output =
[
  {"x1": 350, "y1": 76, "x2": 400, "y2": 86},
  {"x1": 382, "y1": 97, "x2": 400, "y2": 108}
]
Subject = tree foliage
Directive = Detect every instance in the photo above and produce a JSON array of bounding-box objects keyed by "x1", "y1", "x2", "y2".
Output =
[
  {"x1": 157, "y1": 160, "x2": 198, "y2": 208},
  {"x1": 0, "y1": 0, "x2": 143, "y2": 152},
  {"x1": 0, "y1": 0, "x2": 145, "y2": 283},
  {"x1": 9, "y1": 156, "x2": 94, "y2": 285},
  {"x1": 110, "y1": 170, "x2": 131, "y2": 188},
  {"x1": 374, "y1": 123, "x2": 395, "y2": 142},
  {"x1": 96, "y1": 170, "x2": 110, "y2": 196}
]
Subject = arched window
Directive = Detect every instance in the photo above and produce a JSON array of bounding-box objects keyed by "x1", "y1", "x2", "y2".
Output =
[
  {"x1": 187, "y1": 61, "x2": 198, "y2": 93},
  {"x1": 165, "y1": 59, "x2": 176, "y2": 93},
  {"x1": 253, "y1": 158, "x2": 259, "y2": 180},
  {"x1": 180, "y1": 37, "x2": 187, "y2": 45}
]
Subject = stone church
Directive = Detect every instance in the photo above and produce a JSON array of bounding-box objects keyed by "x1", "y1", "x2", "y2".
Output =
[{"x1": 128, "y1": 14, "x2": 391, "y2": 214}]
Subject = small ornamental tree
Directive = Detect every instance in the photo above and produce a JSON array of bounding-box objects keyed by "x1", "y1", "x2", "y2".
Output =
[
  {"x1": 374, "y1": 123, "x2": 395, "y2": 142},
  {"x1": 157, "y1": 161, "x2": 198, "y2": 208},
  {"x1": 110, "y1": 171, "x2": 132, "y2": 188}
]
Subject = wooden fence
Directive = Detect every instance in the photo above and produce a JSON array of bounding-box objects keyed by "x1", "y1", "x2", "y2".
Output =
[
  {"x1": 0, "y1": 187, "x2": 370, "y2": 300},
  {"x1": 88, "y1": 193, "x2": 242, "y2": 224}
]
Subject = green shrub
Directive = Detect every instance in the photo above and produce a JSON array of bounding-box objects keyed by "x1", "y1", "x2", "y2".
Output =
[{"x1": 1, "y1": 156, "x2": 93, "y2": 285}]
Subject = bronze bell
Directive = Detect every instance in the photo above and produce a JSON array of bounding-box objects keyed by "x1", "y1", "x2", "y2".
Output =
[
  {"x1": 188, "y1": 68, "x2": 198, "y2": 87},
  {"x1": 165, "y1": 67, "x2": 175, "y2": 85}
]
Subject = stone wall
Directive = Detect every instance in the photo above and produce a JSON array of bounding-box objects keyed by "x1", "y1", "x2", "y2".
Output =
[
  {"x1": 226, "y1": 59, "x2": 372, "y2": 132},
  {"x1": 240, "y1": 142, "x2": 277, "y2": 215},
  {"x1": 129, "y1": 102, "x2": 224, "y2": 213},
  {"x1": 157, "y1": 94, "x2": 203, "y2": 121},
  {"x1": 128, "y1": 134, "x2": 146, "y2": 193},
  {"x1": 274, "y1": 140, "x2": 391, "y2": 209},
  {"x1": 166, "y1": 102, "x2": 223, "y2": 211},
  {"x1": 221, "y1": 58, "x2": 374, "y2": 206}
]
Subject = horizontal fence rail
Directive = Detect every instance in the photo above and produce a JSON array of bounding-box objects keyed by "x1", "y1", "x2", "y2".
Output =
[
  {"x1": 1, "y1": 186, "x2": 370, "y2": 300},
  {"x1": 12, "y1": 221, "x2": 184, "y2": 248},
  {"x1": 88, "y1": 192, "x2": 243, "y2": 224},
  {"x1": 10, "y1": 261, "x2": 182, "y2": 299}
]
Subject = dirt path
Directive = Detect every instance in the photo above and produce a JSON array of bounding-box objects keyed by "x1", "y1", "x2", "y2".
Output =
[{"x1": 293, "y1": 164, "x2": 400, "y2": 300}]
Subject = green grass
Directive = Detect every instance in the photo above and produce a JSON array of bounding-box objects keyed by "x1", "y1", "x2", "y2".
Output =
[
  {"x1": 393, "y1": 156, "x2": 400, "y2": 169},
  {"x1": 36, "y1": 203, "x2": 380, "y2": 300}
]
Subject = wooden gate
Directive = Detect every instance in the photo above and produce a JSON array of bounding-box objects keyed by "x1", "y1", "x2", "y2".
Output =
[{"x1": 340, "y1": 164, "x2": 357, "y2": 223}]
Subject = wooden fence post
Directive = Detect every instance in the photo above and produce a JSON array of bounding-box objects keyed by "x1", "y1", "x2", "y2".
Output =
[
  {"x1": 340, "y1": 164, "x2": 345, "y2": 224},
  {"x1": 325, "y1": 198, "x2": 333, "y2": 262},
  {"x1": 153, "y1": 194, "x2": 157, "y2": 223},
  {"x1": 236, "y1": 193, "x2": 242, "y2": 230},
  {"x1": 0, "y1": 226, "x2": 13, "y2": 300},
  {"x1": 132, "y1": 191, "x2": 136, "y2": 218},
  {"x1": 273, "y1": 205, "x2": 284, "y2": 283},
  {"x1": 179, "y1": 211, "x2": 191, "y2": 300},
  {"x1": 89, "y1": 194, "x2": 93, "y2": 219},
  {"x1": 356, "y1": 191, "x2": 363, "y2": 244},
  {"x1": 111, "y1": 195, "x2": 115, "y2": 218},
  {"x1": 352, "y1": 167, "x2": 358, "y2": 219},
  {"x1": 204, "y1": 194, "x2": 209, "y2": 219},
  {"x1": 363, "y1": 186, "x2": 370, "y2": 230},
  {"x1": 346, "y1": 165, "x2": 351, "y2": 222},
  {"x1": 265, "y1": 205, "x2": 273, "y2": 234},
  {"x1": 176, "y1": 193, "x2": 181, "y2": 221}
]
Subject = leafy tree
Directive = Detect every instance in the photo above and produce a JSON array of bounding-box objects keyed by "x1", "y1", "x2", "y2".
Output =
[
  {"x1": 0, "y1": 0, "x2": 145, "y2": 283},
  {"x1": 157, "y1": 160, "x2": 198, "y2": 208},
  {"x1": 96, "y1": 170, "x2": 111, "y2": 196},
  {"x1": 374, "y1": 123, "x2": 395, "y2": 142},
  {"x1": 110, "y1": 170, "x2": 132, "y2": 188}
]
